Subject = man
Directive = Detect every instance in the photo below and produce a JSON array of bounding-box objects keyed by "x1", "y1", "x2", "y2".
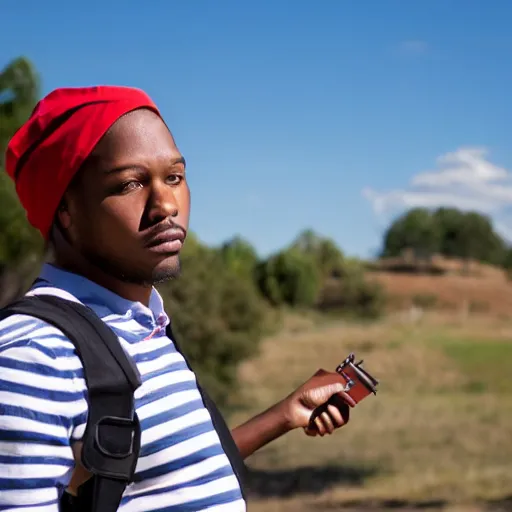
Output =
[{"x1": 0, "y1": 86, "x2": 355, "y2": 510}]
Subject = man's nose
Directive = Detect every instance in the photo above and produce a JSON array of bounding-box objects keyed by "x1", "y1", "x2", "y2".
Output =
[{"x1": 148, "y1": 183, "x2": 179, "y2": 221}]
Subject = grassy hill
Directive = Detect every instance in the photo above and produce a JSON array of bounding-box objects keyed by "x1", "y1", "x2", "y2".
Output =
[
  {"x1": 231, "y1": 294, "x2": 512, "y2": 511},
  {"x1": 366, "y1": 257, "x2": 512, "y2": 318}
]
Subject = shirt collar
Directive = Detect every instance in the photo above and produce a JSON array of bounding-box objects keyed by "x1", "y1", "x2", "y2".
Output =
[{"x1": 37, "y1": 263, "x2": 169, "y2": 328}]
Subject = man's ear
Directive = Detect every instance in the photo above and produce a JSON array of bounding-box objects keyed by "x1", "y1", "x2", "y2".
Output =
[{"x1": 56, "y1": 198, "x2": 72, "y2": 230}]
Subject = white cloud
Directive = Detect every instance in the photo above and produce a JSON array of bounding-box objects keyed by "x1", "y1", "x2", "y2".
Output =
[
  {"x1": 363, "y1": 146, "x2": 512, "y2": 242},
  {"x1": 412, "y1": 148, "x2": 508, "y2": 187}
]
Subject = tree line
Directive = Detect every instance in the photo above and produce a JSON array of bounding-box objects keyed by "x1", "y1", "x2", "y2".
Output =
[{"x1": 381, "y1": 207, "x2": 512, "y2": 269}]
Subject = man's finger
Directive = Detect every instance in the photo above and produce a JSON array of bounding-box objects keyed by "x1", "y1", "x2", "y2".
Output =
[
  {"x1": 320, "y1": 411, "x2": 335, "y2": 434},
  {"x1": 333, "y1": 390, "x2": 356, "y2": 408},
  {"x1": 326, "y1": 404, "x2": 346, "y2": 427},
  {"x1": 314, "y1": 416, "x2": 326, "y2": 436},
  {"x1": 303, "y1": 426, "x2": 318, "y2": 436},
  {"x1": 332, "y1": 403, "x2": 350, "y2": 426},
  {"x1": 310, "y1": 371, "x2": 358, "y2": 408}
]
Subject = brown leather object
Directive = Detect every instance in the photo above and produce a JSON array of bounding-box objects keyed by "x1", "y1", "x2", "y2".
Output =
[{"x1": 335, "y1": 353, "x2": 379, "y2": 404}]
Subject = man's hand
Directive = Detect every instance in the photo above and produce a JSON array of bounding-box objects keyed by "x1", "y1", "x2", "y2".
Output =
[
  {"x1": 231, "y1": 368, "x2": 356, "y2": 459},
  {"x1": 281, "y1": 369, "x2": 356, "y2": 436}
]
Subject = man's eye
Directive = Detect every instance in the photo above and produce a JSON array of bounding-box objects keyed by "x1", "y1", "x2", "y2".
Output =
[
  {"x1": 167, "y1": 174, "x2": 184, "y2": 185},
  {"x1": 119, "y1": 181, "x2": 143, "y2": 193}
]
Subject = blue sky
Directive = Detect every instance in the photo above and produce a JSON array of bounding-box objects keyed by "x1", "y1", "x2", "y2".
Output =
[{"x1": 3, "y1": 0, "x2": 512, "y2": 258}]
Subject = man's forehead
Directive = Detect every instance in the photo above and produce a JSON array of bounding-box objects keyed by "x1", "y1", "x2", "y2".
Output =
[
  {"x1": 105, "y1": 108, "x2": 169, "y2": 139},
  {"x1": 90, "y1": 108, "x2": 177, "y2": 160}
]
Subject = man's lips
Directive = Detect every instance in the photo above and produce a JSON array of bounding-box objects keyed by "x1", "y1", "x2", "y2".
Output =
[{"x1": 145, "y1": 228, "x2": 185, "y2": 254}]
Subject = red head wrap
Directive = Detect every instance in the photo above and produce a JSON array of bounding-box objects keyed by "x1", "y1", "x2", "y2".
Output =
[{"x1": 5, "y1": 85, "x2": 161, "y2": 239}]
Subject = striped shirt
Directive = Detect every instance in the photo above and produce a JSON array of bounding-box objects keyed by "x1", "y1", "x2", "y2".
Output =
[{"x1": 0, "y1": 263, "x2": 245, "y2": 511}]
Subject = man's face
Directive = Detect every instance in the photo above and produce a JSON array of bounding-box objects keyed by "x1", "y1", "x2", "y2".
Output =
[{"x1": 62, "y1": 108, "x2": 191, "y2": 286}]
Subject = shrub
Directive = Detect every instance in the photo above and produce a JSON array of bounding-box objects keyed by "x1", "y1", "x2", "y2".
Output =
[
  {"x1": 158, "y1": 236, "x2": 267, "y2": 411},
  {"x1": 317, "y1": 259, "x2": 386, "y2": 319},
  {"x1": 255, "y1": 248, "x2": 321, "y2": 308}
]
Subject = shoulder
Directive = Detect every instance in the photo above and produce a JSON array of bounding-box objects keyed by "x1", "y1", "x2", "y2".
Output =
[
  {"x1": 0, "y1": 312, "x2": 87, "y2": 433},
  {"x1": 0, "y1": 283, "x2": 84, "y2": 356},
  {"x1": 0, "y1": 309, "x2": 77, "y2": 361},
  {"x1": 0, "y1": 305, "x2": 86, "y2": 406}
]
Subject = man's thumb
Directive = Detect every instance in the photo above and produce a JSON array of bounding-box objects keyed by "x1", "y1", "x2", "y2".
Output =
[{"x1": 305, "y1": 382, "x2": 345, "y2": 407}]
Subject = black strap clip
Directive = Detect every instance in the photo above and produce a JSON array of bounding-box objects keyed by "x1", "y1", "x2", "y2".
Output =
[{"x1": 95, "y1": 416, "x2": 138, "y2": 460}]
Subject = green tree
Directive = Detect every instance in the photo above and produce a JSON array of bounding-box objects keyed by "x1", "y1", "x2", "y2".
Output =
[
  {"x1": 382, "y1": 207, "x2": 508, "y2": 268},
  {"x1": 0, "y1": 57, "x2": 43, "y2": 305},
  {"x1": 291, "y1": 229, "x2": 345, "y2": 278},
  {"x1": 456, "y1": 212, "x2": 506, "y2": 267},
  {"x1": 433, "y1": 207, "x2": 467, "y2": 258},
  {"x1": 317, "y1": 257, "x2": 385, "y2": 319},
  {"x1": 0, "y1": 57, "x2": 40, "y2": 161},
  {"x1": 290, "y1": 229, "x2": 385, "y2": 317},
  {"x1": 219, "y1": 235, "x2": 259, "y2": 280},
  {"x1": 159, "y1": 238, "x2": 267, "y2": 411},
  {"x1": 382, "y1": 208, "x2": 441, "y2": 260},
  {"x1": 255, "y1": 247, "x2": 321, "y2": 307},
  {"x1": 433, "y1": 208, "x2": 504, "y2": 265},
  {"x1": 503, "y1": 247, "x2": 512, "y2": 269}
]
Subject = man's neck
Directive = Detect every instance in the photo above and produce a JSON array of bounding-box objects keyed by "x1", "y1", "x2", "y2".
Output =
[{"x1": 50, "y1": 248, "x2": 152, "y2": 306}]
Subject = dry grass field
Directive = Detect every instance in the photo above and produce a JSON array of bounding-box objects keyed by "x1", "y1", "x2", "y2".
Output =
[
  {"x1": 367, "y1": 262, "x2": 512, "y2": 318},
  {"x1": 230, "y1": 277, "x2": 512, "y2": 511}
]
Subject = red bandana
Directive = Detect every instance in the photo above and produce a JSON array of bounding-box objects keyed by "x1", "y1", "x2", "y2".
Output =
[{"x1": 5, "y1": 85, "x2": 160, "y2": 239}]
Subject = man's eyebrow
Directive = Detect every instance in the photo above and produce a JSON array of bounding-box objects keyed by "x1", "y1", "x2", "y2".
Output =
[
  {"x1": 104, "y1": 156, "x2": 186, "y2": 174},
  {"x1": 173, "y1": 156, "x2": 187, "y2": 169}
]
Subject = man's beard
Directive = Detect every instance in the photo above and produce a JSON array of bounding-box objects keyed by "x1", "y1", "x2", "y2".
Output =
[{"x1": 83, "y1": 249, "x2": 181, "y2": 287}]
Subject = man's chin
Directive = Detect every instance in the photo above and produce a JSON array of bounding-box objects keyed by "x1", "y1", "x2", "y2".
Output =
[
  {"x1": 82, "y1": 248, "x2": 181, "y2": 287},
  {"x1": 150, "y1": 256, "x2": 181, "y2": 284}
]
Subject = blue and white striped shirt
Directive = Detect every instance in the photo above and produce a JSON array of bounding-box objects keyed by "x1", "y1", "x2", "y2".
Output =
[{"x1": 0, "y1": 263, "x2": 245, "y2": 511}]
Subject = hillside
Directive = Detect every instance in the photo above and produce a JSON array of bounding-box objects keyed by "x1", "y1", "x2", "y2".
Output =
[{"x1": 365, "y1": 258, "x2": 512, "y2": 317}]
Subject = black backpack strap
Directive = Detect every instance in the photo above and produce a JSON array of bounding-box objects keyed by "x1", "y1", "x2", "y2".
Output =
[
  {"x1": 2, "y1": 295, "x2": 142, "y2": 512},
  {"x1": 165, "y1": 324, "x2": 248, "y2": 500}
]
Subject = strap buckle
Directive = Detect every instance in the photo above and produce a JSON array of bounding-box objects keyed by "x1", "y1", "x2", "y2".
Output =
[{"x1": 94, "y1": 416, "x2": 137, "y2": 460}]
